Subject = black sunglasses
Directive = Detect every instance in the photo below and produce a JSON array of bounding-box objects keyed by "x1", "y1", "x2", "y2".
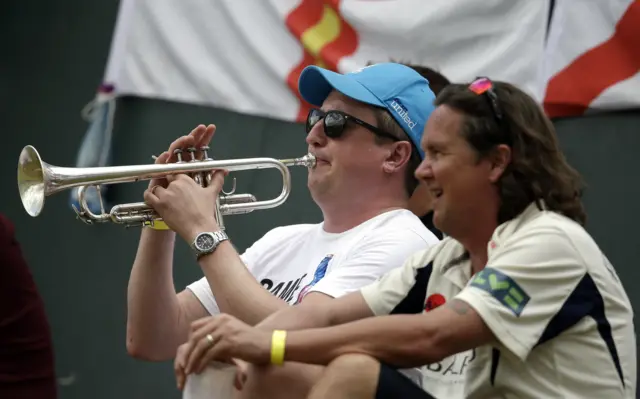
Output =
[{"x1": 306, "y1": 108, "x2": 399, "y2": 142}]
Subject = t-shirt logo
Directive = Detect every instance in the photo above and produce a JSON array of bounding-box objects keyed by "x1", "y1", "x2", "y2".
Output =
[
  {"x1": 295, "y1": 254, "x2": 333, "y2": 305},
  {"x1": 425, "y1": 294, "x2": 446, "y2": 312},
  {"x1": 469, "y1": 267, "x2": 530, "y2": 316}
]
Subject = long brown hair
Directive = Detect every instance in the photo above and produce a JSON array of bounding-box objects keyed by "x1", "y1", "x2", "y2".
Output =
[{"x1": 435, "y1": 81, "x2": 587, "y2": 226}]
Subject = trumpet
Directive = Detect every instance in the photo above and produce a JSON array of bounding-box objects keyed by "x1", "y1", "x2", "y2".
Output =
[{"x1": 17, "y1": 145, "x2": 316, "y2": 229}]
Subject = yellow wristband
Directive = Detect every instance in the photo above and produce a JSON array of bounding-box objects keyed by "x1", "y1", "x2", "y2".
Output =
[
  {"x1": 144, "y1": 220, "x2": 170, "y2": 230},
  {"x1": 270, "y1": 330, "x2": 287, "y2": 366}
]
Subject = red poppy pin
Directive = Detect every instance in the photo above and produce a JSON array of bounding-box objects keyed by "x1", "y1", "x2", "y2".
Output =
[{"x1": 425, "y1": 294, "x2": 446, "y2": 311}]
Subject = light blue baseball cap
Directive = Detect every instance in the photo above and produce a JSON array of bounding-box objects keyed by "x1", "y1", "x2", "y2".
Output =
[{"x1": 298, "y1": 62, "x2": 436, "y2": 159}]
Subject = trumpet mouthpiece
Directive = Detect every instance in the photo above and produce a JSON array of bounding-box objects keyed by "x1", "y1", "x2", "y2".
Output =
[
  {"x1": 304, "y1": 153, "x2": 317, "y2": 168},
  {"x1": 283, "y1": 154, "x2": 316, "y2": 169}
]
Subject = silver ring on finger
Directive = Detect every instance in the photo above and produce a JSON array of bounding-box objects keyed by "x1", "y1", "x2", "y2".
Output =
[{"x1": 206, "y1": 333, "x2": 214, "y2": 346}]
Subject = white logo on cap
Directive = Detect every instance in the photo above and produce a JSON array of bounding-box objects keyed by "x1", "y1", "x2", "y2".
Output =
[
  {"x1": 351, "y1": 65, "x2": 374, "y2": 74},
  {"x1": 390, "y1": 99, "x2": 417, "y2": 130}
]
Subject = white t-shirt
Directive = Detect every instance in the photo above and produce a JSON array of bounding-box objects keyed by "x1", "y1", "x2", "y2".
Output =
[
  {"x1": 362, "y1": 237, "x2": 473, "y2": 399},
  {"x1": 184, "y1": 209, "x2": 440, "y2": 398},
  {"x1": 361, "y1": 202, "x2": 637, "y2": 398}
]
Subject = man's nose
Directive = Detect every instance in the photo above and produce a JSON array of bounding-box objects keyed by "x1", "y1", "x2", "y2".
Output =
[
  {"x1": 306, "y1": 119, "x2": 327, "y2": 147},
  {"x1": 415, "y1": 157, "x2": 434, "y2": 181}
]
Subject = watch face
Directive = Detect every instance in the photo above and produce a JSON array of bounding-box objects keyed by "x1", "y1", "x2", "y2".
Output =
[{"x1": 195, "y1": 233, "x2": 215, "y2": 251}]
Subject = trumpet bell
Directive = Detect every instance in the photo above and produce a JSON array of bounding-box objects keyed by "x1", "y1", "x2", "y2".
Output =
[{"x1": 18, "y1": 145, "x2": 46, "y2": 217}]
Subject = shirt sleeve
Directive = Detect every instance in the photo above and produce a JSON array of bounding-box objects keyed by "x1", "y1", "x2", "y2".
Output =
[
  {"x1": 307, "y1": 228, "x2": 433, "y2": 300},
  {"x1": 359, "y1": 247, "x2": 436, "y2": 316},
  {"x1": 454, "y1": 225, "x2": 587, "y2": 361},
  {"x1": 185, "y1": 226, "x2": 287, "y2": 315}
]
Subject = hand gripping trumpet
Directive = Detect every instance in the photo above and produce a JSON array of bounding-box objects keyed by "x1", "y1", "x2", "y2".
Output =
[{"x1": 17, "y1": 145, "x2": 316, "y2": 230}]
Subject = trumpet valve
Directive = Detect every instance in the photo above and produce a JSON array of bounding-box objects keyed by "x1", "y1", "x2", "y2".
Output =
[
  {"x1": 187, "y1": 147, "x2": 197, "y2": 162},
  {"x1": 219, "y1": 193, "x2": 257, "y2": 206},
  {"x1": 200, "y1": 146, "x2": 212, "y2": 161},
  {"x1": 173, "y1": 148, "x2": 184, "y2": 163},
  {"x1": 218, "y1": 193, "x2": 257, "y2": 215}
]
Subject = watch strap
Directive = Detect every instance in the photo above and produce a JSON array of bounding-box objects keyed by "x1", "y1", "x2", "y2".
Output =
[{"x1": 192, "y1": 231, "x2": 228, "y2": 260}]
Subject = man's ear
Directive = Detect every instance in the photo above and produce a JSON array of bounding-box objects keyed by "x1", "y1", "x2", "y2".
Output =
[
  {"x1": 488, "y1": 144, "x2": 511, "y2": 183},
  {"x1": 382, "y1": 141, "x2": 412, "y2": 174}
]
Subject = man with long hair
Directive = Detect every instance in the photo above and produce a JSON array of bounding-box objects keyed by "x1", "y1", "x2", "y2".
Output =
[{"x1": 181, "y1": 78, "x2": 636, "y2": 398}]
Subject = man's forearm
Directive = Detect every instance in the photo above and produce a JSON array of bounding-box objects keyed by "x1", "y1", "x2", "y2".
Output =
[
  {"x1": 256, "y1": 291, "x2": 374, "y2": 331},
  {"x1": 256, "y1": 302, "x2": 332, "y2": 332},
  {"x1": 127, "y1": 229, "x2": 184, "y2": 360},
  {"x1": 198, "y1": 241, "x2": 288, "y2": 325},
  {"x1": 282, "y1": 315, "x2": 442, "y2": 368}
]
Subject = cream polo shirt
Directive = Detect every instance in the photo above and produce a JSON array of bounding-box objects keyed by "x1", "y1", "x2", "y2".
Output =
[
  {"x1": 362, "y1": 203, "x2": 636, "y2": 398},
  {"x1": 362, "y1": 236, "x2": 473, "y2": 398}
]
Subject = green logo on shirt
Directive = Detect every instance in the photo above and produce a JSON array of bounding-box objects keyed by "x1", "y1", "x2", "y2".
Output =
[{"x1": 469, "y1": 268, "x2": 530, "y2": 316}]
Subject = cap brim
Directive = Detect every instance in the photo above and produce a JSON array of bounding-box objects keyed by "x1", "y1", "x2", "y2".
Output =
[{"x1": 298, "y1": 66, "x2": 384, "y2": 108}]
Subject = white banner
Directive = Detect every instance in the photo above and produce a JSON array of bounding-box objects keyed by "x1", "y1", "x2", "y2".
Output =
[
  {"x1": 99, "y1": 0, "x2": 640, "y2": 123},
  {"x1": 541, "y1": 0, "x2": 640, "y2": 117},
  {"x1": 103, "y1": 0, "x2": 551, "y2": 123}
]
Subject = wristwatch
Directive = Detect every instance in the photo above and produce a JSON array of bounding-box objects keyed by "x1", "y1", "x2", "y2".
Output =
[{"x1": 190, "y1": 231, "x2": 228, "y2": 260}]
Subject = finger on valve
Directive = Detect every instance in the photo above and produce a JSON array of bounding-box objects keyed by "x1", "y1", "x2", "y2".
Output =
[
  {"x1": 197, "y1": 124, "x2": 216, "y2": 152},
  {"x1": 191, "y1": 124, "x2": 215, "y2": 163},
  {"x1": 149, "y1": 134, "x2": 191, "y2": 187},
  {"x1": 149, "y1": 130, "x2": 201, "y2": 189},
  {"x1": 148, "y1": 151, "x2": 170, "y2": 189},
  {"x1": 164, "y1": 148, "x2": 185, "y2": 185},
  {"x1": 163, "y1": 134, "x2": 195, "y2": 164},
  {"x1": 189, "y1": 124, "x2": 215, "y2": 179}
]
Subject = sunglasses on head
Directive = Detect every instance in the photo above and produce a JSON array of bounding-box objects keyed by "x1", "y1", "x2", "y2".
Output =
[
  {"x1": 306, "y1": 108, "x2": 399, "y2": 142},
  {"x1": 468, "y1": 77, "x2": 503, "y2": 123},
  {"x1": 468, "y1": 76, "x2": 513, "y2": 146}
]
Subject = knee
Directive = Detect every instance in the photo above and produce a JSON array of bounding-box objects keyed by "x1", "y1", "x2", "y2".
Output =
[
  {"x1": 242, "y1": 364, "x2": 280, "y2": 390},
  {"x1": 307, "y1": 354, "x2": 380, "y2": 399},
  {"x1": 235, "y1": 364, "x2": 264, "y2": 399},
  {"x1": 239, "y1": 363, "x2": 319, "y2": 399},
  {"x1": 329, "y1": 353, "x2": 379, "y2": 372},
  {"x1": 324, "y1": 353, "x2": 381, "y2": 384}
]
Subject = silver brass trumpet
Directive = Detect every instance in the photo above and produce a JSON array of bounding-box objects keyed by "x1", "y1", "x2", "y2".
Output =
[{"x1": 17, "y1": 145, "x2": 316, "y2": 229}]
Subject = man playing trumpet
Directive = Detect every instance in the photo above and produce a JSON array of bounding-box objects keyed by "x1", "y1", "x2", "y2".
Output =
[{"x1": 125, "y1": 62, "x2": 441, "y2": 397}]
